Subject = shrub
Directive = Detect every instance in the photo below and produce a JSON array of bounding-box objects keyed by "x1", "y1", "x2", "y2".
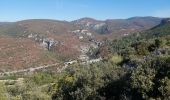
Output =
[{"x1": 0, "y1": 82, "x2": 8, "y2": 100}]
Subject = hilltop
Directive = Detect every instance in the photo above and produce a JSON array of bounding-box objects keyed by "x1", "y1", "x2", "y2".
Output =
[{"x1": 0, "y1": 17, "x2": 162, "y2": 37}]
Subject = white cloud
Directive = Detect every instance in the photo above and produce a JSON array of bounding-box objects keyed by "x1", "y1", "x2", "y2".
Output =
[{"x1": 153, "y1": 9, "x2": 170, "y2": 18}]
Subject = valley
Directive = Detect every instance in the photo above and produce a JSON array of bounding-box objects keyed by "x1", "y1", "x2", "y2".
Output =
[
  {"x1": 0, "y1": 17, "x2": 162, "y2": 71},
  {"x1": 1, "y1": 0, "x2": 170, "y2": 99},
  {"x1": 0, "y1": 17, "x2": 170, "y2": 100}
]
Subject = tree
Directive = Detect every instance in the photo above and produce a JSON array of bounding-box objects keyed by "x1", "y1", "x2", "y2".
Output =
[
  {"x1": 132, "y1": 41, "x2": 149, "y2": 55},
  {"x1": 155, "y1": 38, "x2": 163, "y2": 48},
  {"x1": 131, "y1": 57, "x2": 170, "y2": 99}
]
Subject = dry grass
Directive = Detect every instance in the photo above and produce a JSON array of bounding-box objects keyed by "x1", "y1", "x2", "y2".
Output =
[{"x1": 0, "y1": 36, "x2": 58, "y2": 72}]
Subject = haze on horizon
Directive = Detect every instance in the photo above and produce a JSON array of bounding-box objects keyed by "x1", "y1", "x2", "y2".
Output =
[{"x1": 0, "y1": 0, "x2": 170, "y2": 22}]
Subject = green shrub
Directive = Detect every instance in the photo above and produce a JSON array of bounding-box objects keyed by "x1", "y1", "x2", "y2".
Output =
[
  {"x1": 0, "y1": 82, "x2": 8, "y2": 100},
  {"x1": 25, "y1": 72, "x2": 55, "y2": 86}
]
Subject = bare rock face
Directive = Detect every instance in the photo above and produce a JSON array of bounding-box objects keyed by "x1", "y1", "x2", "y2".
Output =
[
  {"x1": 41, "y1": 38, "x2": 56, "y2": 50},
  {"x1": 27, "y1": 33, "x2": 57, "y2": 50}
]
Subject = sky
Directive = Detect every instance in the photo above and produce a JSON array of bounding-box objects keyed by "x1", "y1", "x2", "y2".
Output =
[{"x1": 0, "y1": 0, "x2": 170, "y2": 22}]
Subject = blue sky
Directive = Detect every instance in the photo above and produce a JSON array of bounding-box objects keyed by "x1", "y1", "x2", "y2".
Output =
[{"x1": 0, "y1": 0, "x2": 170, "y2": 21}]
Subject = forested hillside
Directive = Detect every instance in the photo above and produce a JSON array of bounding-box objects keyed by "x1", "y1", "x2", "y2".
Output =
[{"x1": 0, "y1": 19, "x2": 169, "y2": 100}]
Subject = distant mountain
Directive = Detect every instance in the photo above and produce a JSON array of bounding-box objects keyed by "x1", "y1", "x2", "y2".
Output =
[
  {"x1": 72, "y1": 17, "x2": 162, "y2": 35},
  {"x1": 72, "y1": 17, "x2": 102, "y2": 24},
  {"x1": 0, "y1": 17, "x2": 163, "y2": 38},
  {"x1": 72, "y1": 17, "x2": 108, "y2": 34},
  {"x1": 0, "y1": 22, "x2": 12, "y2": 26},
  {"x1": 0, "y1": 19, "x2": 75, "y2": 37},
  {"x1": 144, "y1": 17, "x2": 169, "y2": 37},
  {"x1": 143, "y1": 18, "x2": 170, "y2": 38},
  {"x1": 0, "y1": 22, "x2": 13, "y2": 30},
  {"x1": 152, "y1": 18, "x2": 170, "y2": 28}
]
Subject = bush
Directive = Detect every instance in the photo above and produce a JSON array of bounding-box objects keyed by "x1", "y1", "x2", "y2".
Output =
[
  {"x1": 22, "y1": 91, "x2": 51, "y2": 100},
  {"x1": 25, "y1": 72, "x2": 55, "y2": 86},
  {"x1": 110, "y1": 54, "x2": 123, "y2": 64},
  {"x1": 52, "y1": 62, "x2": 128, "y2": 100},
  {"x1": 131, "y1": 57, "x2": 170, "y2": 99},
  {"x1": 0, "y1": 82, "x2": 8, "y2": 100},
  {"x1": 133, "y1": 41, "x2": 149, "y2": 55}
]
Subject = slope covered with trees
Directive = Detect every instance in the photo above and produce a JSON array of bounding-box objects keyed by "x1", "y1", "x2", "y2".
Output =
[
  {"x1": 0, "y1": 18, "x2": 169, "y2": 100},
  {"x1": 50, "y1": 19, "x2": 170, "y2": 100}
]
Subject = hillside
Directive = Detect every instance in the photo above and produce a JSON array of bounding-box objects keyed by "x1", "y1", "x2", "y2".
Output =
[
  {"x1": 0, "y1": 19, "x2": 74, "y2": 37},
  {"x1": 0, "y1": 17, "x2": 162, "y2": 37},
  {"x1": 0, "y1": 36, "x2": 59, "y2": 71},
  {"x1": 139, "y1": 18, "x2": 170, "y2": 39},
  {"x1": 72, "y1": 17, "x2": 162, "y2": 37},
  {"x1": 0, "y1": 17, "x2": 169, "y2": 100},
  {"x1": 0, "y1": 17, "x2": 165, "y2": 71}
]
